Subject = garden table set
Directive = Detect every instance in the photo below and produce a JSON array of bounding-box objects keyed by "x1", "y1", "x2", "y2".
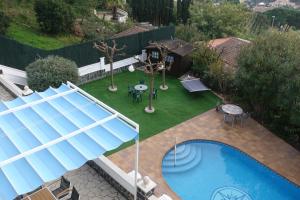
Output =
[
  {"x1": 221, "y1": 104, "x2": 248, "y2": 126},
  {"x1": 134, "y1": 84, "x2": 148, "y2": 92}
]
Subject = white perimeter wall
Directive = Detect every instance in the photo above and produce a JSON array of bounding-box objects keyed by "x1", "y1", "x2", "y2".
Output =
[{"x1": 0, "y1": 50, "x2": 146, "y2": 87}]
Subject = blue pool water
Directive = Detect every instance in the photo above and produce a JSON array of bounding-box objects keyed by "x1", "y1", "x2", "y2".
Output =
[{"x1": 162, "y1": 140, "x2": 300, "y2": 200}]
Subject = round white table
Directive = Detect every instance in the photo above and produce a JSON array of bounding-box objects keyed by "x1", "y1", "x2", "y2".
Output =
[
  {"x1": 134, "y1": 84, "x2": 148, "y2": 92},
  {"x1": 222, "y1": 104, "x2": 243, "y2": 115}
]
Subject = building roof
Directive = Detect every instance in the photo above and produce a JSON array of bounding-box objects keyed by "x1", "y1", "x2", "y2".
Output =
[
  {"x1": 209, "y1": 37, "x2": 251, "y2": 67},
  {"x1": 112, "y1": 23, "x2": 157, "y2": 38},
  {"x1": 0, "y1": 83, "x2": 138, "y2": 200},
  {"x1": 146, "y1": 38, "x2": 194, "y2": 57}
]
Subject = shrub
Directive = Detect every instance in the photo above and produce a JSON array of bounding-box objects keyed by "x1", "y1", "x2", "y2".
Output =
[
  {"x1": 235, "y1": 30, "x2": 300, "y2": 149},
  {"x1": 0, "y1": 10, "x2": 10, "y2": 35},
  {"x1": 191, "y1": 43, "x2": 235, "y2": 95},
  {"x1": 34, "y1": 0, "x2": 75, "y2": 34},
  {"x1": 26, "y1": 56, "x2": 79, "y2": 91}
]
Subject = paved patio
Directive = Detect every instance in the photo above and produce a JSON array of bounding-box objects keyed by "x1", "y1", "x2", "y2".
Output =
[
  {"x1": 109, "y1": 109, "x2": 300, "y2": 199},
  {"x1": 0, "y1": 85, "x2": 13, "y2": 101},
  {"x1": 47, "y1": 164, "x2": 126, "y2": 200}
]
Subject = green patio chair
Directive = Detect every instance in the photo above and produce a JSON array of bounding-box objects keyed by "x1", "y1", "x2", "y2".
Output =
[
  {"x1": 139, "y1": 80, "x2": 145, "y2": 84},
  {"x1": 133, "y1": 91, "x2": 142, "y2": 103},
  {"x1": 128, "y1": 85, "x2": 134, "y2": 96}
]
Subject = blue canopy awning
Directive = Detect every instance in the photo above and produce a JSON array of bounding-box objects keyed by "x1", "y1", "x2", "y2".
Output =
[{"x1": 0, "y1": 83, "x2": 139, "y2": 200}]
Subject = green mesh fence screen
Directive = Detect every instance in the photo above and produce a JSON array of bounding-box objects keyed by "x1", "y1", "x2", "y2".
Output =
[{"x1": 0, "y1": 26, "x2": 175, "y2": 70}]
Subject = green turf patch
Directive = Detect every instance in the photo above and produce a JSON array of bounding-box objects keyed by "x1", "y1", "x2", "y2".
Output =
[
  {"x1": 6, "y1": 23, "x2": 81, "y2": 50},
  {"x1": 81, "y1": 71, "x2": 220, "y2": 152}
]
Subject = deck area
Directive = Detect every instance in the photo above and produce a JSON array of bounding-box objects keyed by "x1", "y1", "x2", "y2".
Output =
[
  {"x1": 109, "y1": 109, "x2": 300, "y2": 200},
  {"x1": 47, "y1": 164, "x2": 126, "y2": 200}
]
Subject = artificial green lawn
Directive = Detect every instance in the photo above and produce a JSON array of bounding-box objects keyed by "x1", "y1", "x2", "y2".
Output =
[
  {"x1": 81, "y1": 71, "x2": 220, "y2": 151},
  {"x1": 6, "y1": 23, "x2": 81, "y2": 50}
]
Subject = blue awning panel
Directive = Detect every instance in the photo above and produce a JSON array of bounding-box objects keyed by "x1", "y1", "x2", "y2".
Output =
[{"x1": 0, "y1": 83, "x2": 138, "y2": 200}]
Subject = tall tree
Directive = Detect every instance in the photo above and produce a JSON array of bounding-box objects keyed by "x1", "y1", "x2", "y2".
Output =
[
  {"x1": 135, "y1": 54, "x2": 161, "y2": 113},
  {"x1": 94, "y1": 40, "x2": 126, "y2": 92},
  {"x1": 190, "y1": 1, "x2": 251, "y2": 38},
  {"x1": 149, "y1": 41, "x2": 173, "y2": 90},
  {"x1": 130, "y1": 0, "x2": 174, "y2": 25},
  {"x1": 177, "y1": 0, "x2": 192, "y2": 24},
  {"x1": 235, "y1": 30, "x2": 300, "y2": 147}
]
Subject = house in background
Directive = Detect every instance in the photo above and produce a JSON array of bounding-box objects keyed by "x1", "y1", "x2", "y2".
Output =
[
  {"x1": 112, "y1": 22, "x2": 157, "y2": 38},
  {"x1": 208, "y1": 37, "x2": 251, "y2": 70},
  {"x1": 146, "y1": 39, "x2": 194, "y2": 76},
  {"x1": 94, "y1": 8, "x2": 129, "y2": 23}
]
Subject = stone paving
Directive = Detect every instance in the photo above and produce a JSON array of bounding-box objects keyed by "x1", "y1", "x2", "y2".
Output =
[
  {"x1": 48, "y1": 164, "x2": 126, "y2": 200},
  {"x1": 0, "y1": 85, "x2": 13, "y2": 101},
  {"x1": 109, "y1": 109, "x2": 300, "y2": 200}
]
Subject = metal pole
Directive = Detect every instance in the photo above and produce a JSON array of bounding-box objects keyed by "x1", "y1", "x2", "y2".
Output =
[
  {"x1": 272, "y1": 16, "x2": 275, "y2": 28},
  {"x1": 134, "y1": 136, "x2": 139, "y2": 200},
  {"x1": 174, "y1": 137, "x2": 177, "y2": 167}
]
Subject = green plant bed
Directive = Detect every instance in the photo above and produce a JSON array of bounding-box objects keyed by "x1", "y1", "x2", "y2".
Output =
[
  {"x1": 6, "y1": 23, "x2": 81, "y2": 50},
  {"x1": 81, "y1": 71, "x2": 220, "y2": 154}
]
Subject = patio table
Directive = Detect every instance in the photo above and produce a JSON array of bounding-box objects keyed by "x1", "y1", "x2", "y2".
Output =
[
  {"x1": 134, "y1": 84, "x2": 148, "y2": 92},
  {"x1": 23, "y1": 188, "x2": 57, "y2": 200},
  {"x1": 222, "y1": 104, "x2": 243, "y2": 126}
]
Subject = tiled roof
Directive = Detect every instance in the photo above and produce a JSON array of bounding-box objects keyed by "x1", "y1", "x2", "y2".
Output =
[
  {"x1": 112, "y1": 24, "x2": 157, "y2": 38},
  {"x1": 209, "y1": 37, "x2": 251, "y2": 67},
  {"x1": 146, "y1": 39, "x2": 194, "y2": 57}
]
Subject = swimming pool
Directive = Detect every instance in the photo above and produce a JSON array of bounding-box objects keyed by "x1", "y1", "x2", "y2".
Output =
[{"x1": 162, "y1": 140, "x2": 300, "y2": 200}]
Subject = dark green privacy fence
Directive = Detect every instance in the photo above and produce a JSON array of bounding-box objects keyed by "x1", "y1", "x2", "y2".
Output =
[{"x1": 0, "y1": 26, "x2": 175, "y2": 70}]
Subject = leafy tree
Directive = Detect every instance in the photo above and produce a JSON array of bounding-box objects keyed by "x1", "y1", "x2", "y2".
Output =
[
  {"x1": 0, "y1": 10, "x2": 10, "y2": 35},
  {"x1": 66, "y1": 0, "x2": 98, "y2": 24},
  {"x1": 190, "y1": 1, "x2": 251, "y2": 38},
  {"x1": 34, "y1": 0, "x2": 75, "y2": 34},
  {"x1": 177, "y1": 0, "x2": 192, "y2": 24},
  {"x1": 191, "y1": 42, "x2": 234, "y2": 94},
  {"x1": 176, "y1": 23, "x2": 207, "y2": 43},
  {"x1": 264, "y1": 8, "x2": 300, "y2": 29},
  {"x1": 235, "y1": 30, "x2": 300, "y2": 147},
  {"x1": 26, "y1": 56, "x2": 78, "y2": 91}
]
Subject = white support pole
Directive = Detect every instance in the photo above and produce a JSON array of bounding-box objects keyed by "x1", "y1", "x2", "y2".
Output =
[{"x1": 134, "y1": 136, "x2": 139, "y2": 200}]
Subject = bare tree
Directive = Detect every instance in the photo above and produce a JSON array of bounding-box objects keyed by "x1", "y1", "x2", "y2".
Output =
[
  {"x1": 135, "y1": 54, "x2": 160, "y2": 113},
  {"x1": 149, "y1": 41, "x2": 174, "y2": 90},
  {"x1": 94, "y1": 40, "x2": 126, "y2": 92}
]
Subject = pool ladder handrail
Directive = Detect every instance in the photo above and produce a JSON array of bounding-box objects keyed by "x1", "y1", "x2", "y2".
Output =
[{"x1": 174, "y1": 137, "x2": 177, "y2": 167}]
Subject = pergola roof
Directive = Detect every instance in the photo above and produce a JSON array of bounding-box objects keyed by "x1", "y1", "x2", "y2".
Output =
[{"x1": 0, "y1": 83, "x2": 138, "y2": 200}]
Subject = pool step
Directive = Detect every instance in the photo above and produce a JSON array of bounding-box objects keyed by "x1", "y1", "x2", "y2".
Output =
[
  {"x1": 162, "y1": 143, "x2": 202, "y2": 173},
  {"x1": 164, "y1": 144, "x2": 192, "y2": 161},
  {"x1": 162, "y1": 145, "x2": 197, "y2": 167}
]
